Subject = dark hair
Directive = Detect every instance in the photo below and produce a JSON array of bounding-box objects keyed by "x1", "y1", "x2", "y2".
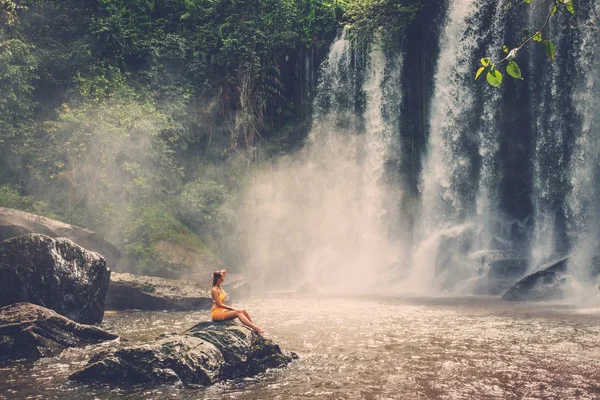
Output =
[{"x1": 212, "y1": 271, "x2": 223, "y2": 287}]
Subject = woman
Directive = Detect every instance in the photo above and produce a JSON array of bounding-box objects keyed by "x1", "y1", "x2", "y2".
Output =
[{"x1": 211, "y1": 270, "x2": 263, "y2": 334}]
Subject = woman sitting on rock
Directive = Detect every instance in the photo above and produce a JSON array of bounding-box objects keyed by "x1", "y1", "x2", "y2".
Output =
[{"x1": 211, "y1": 270, "x2": 263, "y2": 334}]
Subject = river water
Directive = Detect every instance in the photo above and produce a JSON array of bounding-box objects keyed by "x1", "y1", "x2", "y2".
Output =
[{"x1": 2, "y1": 295, "x2": 600, "y2": 399}]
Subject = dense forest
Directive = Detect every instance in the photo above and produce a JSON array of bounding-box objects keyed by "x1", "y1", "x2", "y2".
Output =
[{"x1": 0, "y1": 0, "x2": 420, "y2": 276}]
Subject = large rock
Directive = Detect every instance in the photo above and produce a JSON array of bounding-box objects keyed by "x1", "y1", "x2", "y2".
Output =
[
  {"x1": 0, "y1": 303, "x2": 117, "y2": 362},
  {"x1": 105, "y1": 273, "x2": 212, "y2": 311},
  {"x1": 0, "y1": 234, "x2": 111, "y2": 324},
  {"x1": 502, "y1": 257, "x2": 570, "y2": 301},
  {"x1": 0, "y1": 207, "x2": 121, "y2": 268},
  {"x1": 69, "y1": 321, "x2": 296, "y2": 386}
]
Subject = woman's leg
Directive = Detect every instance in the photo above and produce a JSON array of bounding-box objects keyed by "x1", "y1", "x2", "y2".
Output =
[
  {"x1": 241, "y1": 309, "x2": 253, "y2": 323},
  {"x1": 221, "y1": 310, "x2": 263, "y2": 333}
]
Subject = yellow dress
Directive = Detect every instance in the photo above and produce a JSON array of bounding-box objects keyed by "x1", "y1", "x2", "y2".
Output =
[{"x1": 211, "y1": 288, "x2": 228, "y2": 321}]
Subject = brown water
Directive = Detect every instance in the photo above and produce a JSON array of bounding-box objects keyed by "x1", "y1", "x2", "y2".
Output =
[{"x1": 2, "y1": 295, "x2": 600, "y2": 399}]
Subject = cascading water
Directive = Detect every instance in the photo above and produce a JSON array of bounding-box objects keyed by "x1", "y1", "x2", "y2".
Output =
[
  {"x1": 529, "y1": 6, "x2": 574, "y2": 267},
  {"x1": 239, "y1": 0, "x2": 600, "y2": 298},
  {"x1": 419, "y1": 0, "x2": 485, "y2": 236},
  {"x1": 241, "y1": 30, "x2": 405, "y2": 292},
  {"x1": 566, "y1": 1, "x2": 600, "y2": 286},
  {"x1": 411, "y1": 0, "x2": 512, "y2": 293}
]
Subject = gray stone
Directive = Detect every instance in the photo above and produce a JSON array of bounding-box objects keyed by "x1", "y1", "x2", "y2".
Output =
[
  {"x1": 0, "y1": 207, "x2": 121, "y2": 268},
  {"x1": 69, "y1": 320, "x2": 296, "y2": 386},
  {"x1": 0, "y1": 234, "x2": 111, "y2": 324},
  {"x1": 105, "y1": 273, "x2": 212, "y2": 311},
  {"x1": 502, "y1": 257, "x2": 570, "y2": 301},
  {"x1": 0, "y1": 303, "x2": 117, "y2": 362}
]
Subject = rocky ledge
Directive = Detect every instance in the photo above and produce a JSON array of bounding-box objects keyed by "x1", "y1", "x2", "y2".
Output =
[
  {"x1": 105, "y1": 273, "x2": 212, "y2": 311},
  {"x1": 0, "y1": 234, "x2": 111, "y2": 324},
  {"x1": 0, "y1": 303, "x2": 117, "y2": 362},
  {"x1": 105, "y1": 273, "x2": 252, "y2": 311},
  {"x1": 69, "y1": 320, "x2": 296, "y2": 386}
]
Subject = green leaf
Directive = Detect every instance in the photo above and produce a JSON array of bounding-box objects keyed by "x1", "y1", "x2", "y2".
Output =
[
  {"x1": 503, "y1": 45, "x2": 509, "y2": 54},
  {"x1": 475, "y1": 66, "x2": 486, "y2": 81},
  {"x1": 544, "y1": 40, "x2": 556, "y2": 60},
  {"x1": 487, "y1": 68, "x2": 503, "y2": 87},
  {"x1": 533, "y1": 32, "x2": 542, "y2": 42},
  {"x1": 523, "y1": 0, "x2": 530, "y2": 3},
  {"x1": 506, "y1": 61, "x2": 523, "y2": 80},
  {"x1": 565, "y1": 0, "x2": 575, "y2": 14},
  {"x1": 480, "y1": 57, "x2": 491, "y2": 67},
  {"x1": 551, "y1": 5, "x2": 558, "y2": 15}
]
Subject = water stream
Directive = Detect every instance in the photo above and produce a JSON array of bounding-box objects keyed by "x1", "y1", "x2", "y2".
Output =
[{"x1": 2, "y1": 296, "x2": 600, "y2": 399}]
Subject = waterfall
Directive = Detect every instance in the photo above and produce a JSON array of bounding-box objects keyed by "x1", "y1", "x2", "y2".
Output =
[
  {"x1": 238, "y1": 0, "x2": 600, "y2": 298},
  {"x1": 529, "y1": 5, "x2": 573, "y2": 267},
  {"x1": 241, "y1": 31, "x2": 404, "y2": 292},
  {"x1": 419, "y1": 0, "x2": 484, "y2": 237},
  {"x1": 412, "y1": 0, "x2": 509, "y2": 292},
  {"x1": 567, "y1": 2, "x2": 600, "y2": 283}
]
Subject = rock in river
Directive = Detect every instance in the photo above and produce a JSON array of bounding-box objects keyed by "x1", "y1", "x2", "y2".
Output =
[
  {"x1": 69, "y1": 320, "x2": 296, "y2": 386},
  {"x1": 105, "y1": 273, "x2": 212, "y2": 311},
  {"x1": 0, "y1": 234, "x2": 111, "y2": 324},
  {"x1": 0, "y1": 207, "x2": 121, "y2": 268},
  {"x1": 502, "y1": 257, "x2": 570, "y2": 301},
  {"x1": 0, "y1": 303, "x2": 117, "y2": 362}
]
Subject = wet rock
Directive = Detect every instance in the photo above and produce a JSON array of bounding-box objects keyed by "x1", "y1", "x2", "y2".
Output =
[
  {"x1": 69, "y1": 320, "x2": 296, "y2": 386},
  {"x1": 0, "y1": 303, "x2": 117, "y2": 362},
  {"x1": 0, "y1": 207, "x2": 121, "y2": 268},
  {"x1": 0, "y1": 234, "x2": 111, "y2": 324},
  {"x1": 105, "y1": 273, "x2": 212, "y2": 311},
  {"x1": 502, "y1": 257, "x2": 570, "y2": 301}
]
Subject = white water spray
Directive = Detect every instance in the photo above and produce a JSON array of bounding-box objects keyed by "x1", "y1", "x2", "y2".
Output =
[{"x1": 241, "y1": 34, "x2": 405, "y2": 292}]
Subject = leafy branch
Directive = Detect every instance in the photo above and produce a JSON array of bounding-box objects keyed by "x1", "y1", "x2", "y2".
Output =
[{"x1": 475, "y1": 0, "x2": 583, "y2": 87}]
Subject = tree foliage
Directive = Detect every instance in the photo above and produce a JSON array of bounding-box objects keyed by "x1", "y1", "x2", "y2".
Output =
[{"x1": 0, "y1": 0, "x2": 351, "y2": 274}]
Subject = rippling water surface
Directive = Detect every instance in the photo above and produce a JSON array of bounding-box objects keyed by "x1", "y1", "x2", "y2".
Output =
[{"x1": 2, "y1": 295, "x2": 600, "y2": 399}]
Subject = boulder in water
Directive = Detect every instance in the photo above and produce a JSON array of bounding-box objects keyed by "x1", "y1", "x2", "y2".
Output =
[
  {"x1": 0, "y1": 303, "x2": 117, "y2": 362},
  {"x1": 0, "y1": 234, "x2": 111, "y2": 324},
  {"x1": 69, "y1": 320, "x2": 296, "y2": 386},
  {"x1": 105, "y1": 272, "x2": 212, "y2": 311},
  {"x1": 0, "y1": 207, "x2": 121, "y2": 268},
  {"x1": 502, "y1": 257, "x2": 570, "y2": 301}
]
